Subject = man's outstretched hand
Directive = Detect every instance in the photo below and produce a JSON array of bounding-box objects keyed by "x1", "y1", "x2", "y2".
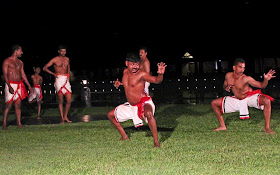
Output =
[
  {"x1": 157, "y1": 62, "x2": 167, "y2": 75},
  {"x1": 113, "y1": 78, "x2": 123, "y2": 89},
  {"x1": 264, "y1": 69, "x2": 276, "y2": 81}
]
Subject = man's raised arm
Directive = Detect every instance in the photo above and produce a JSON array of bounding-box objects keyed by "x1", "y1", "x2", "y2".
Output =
[
  {"x1": 248, "y1": 69, "x2": 276, "y2": 89},
  {"x1": 143, "y1": 62, "x2": 167, "y2": 84}
]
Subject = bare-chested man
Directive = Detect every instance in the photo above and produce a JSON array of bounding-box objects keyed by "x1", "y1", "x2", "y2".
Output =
[
  {"x1": 108, "y1": 52, "x2": 167, "y2": 147},
  {"x1": 2, "y1": 45, "x2": 33, "y2": 129},
  {"x1": 28, "y1": 67, "x2": 43, "y2": 119},
  {"x1": 211, "y1": 58, "x2": 276, "y2": 134},
  {"x1": 43, "y1": 45, "x2": 72, "y2": 124},
  {"x1": 139, "y1": 46, "x2": 151, "y2": 95}
]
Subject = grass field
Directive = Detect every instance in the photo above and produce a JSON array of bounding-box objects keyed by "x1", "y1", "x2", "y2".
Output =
[{"x1": 1, "y1": 104, "x2": 280, "y2": 174}]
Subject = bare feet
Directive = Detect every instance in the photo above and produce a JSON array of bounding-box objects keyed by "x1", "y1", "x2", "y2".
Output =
[
  {"x1": 154, "y1": 142, "x2": 160, "y2": 148},
  {"x1": 119, "y1": 137, "x2": 129, "y2": 141},
  {"x1": 17, "y1": 124, "x2": 24, "y2": 128},
  {"x1": 60, "y1": 118, "x2": 72, "y2": 124},
  {"x1": 213, "y1": 126, "x2": 227, "y2": 131},
  {"x1": 64, "y1": 117, "x2": 72, "y2": 123},
  {"x1": 265, "y1": 128, "x2": 276, "y2": 134}
]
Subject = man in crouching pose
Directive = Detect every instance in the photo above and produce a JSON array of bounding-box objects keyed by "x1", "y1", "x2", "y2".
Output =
[
  {"x1": 107, "y1": 52, "x2": 167, "y2": 147},
  {"x1": 211, "y1": 58, "x2": 276, "y2": 134}
]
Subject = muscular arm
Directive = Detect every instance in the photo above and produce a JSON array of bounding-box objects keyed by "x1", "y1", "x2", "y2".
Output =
[
  {"x1": 247, "y1": 76, "x2": 268, "y2": 89},
  {"x1": 142, "y1": 72, "x2": 163, "y2": 84},
  {"x1": 247, "y1": 69, "x2": 275, "y2": 89},
  {"x1": 67, "y1": 59, "x2": 70, "y2": 79},
  {"x1": 39, "y1": 76, "x2": 43, "y2": 86},
  {"x1": 2, "y1": 60, "x2": 12, "y2": 91},
  {"x1": 43, "y1": 58, "x2": 56, "y2": 76},
  {"x1": 20, "y1": 62, "x2": 33, "y2": 92},
  {"x1": 142, "y1": 62, "x2": 166, "y2": 84},
  {"x1": 223, "y1": 73, "x2": 234, "y2": 92}
]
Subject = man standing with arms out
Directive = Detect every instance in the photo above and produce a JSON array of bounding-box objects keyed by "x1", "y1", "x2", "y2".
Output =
[
  {"x1": 108, "y1": 52, "x2": 167, "y2": 147},
  {"x1": 2, "y1": 45, "x2": 33, "y2": 129},
  {"x1": 139, "y1": 46, "x2": 151, "y2": 95},
  {"x1": 211, "y1": 58, "x2": 276, "y2": 134},
  {"x1": 28, "y1": 67, "x2": 43, "y2": 119},
  {"x1": 43, "y1": 45, "x2": 72, "y2": 124}
]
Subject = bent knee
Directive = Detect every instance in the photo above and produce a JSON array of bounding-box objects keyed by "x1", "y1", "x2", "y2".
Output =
[
  {"x1": 107, "y1": 110, "x2": 115, "y2": 118},
  {"x1": 211, "y1": 98, "x2": 223, "y2": 107},
  {"x1": 144, "y1": 111, "x2": 154, "y2": 119},
  {"x1": 262, "y1": 97, "x2": 271, "y2": 106}
]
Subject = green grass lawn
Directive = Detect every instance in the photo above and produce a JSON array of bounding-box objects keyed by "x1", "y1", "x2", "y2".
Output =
[{"x1": 1, "y1": 104, "x2": 280, "y2": 174}]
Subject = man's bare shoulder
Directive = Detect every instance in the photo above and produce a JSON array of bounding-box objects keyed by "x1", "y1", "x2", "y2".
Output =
[
  {"x1": 226, "y1": 72, "x2": 233, "y2": 76},
  {"x1": 225, "y1": 72, "x2": 233, "y2": 78},
  {"x1": 143, "y1": 58, "x2": 150, "y2": 63},
  {"x1": 3, "y1": 57, "x2": 14, "y2": 63},
  {"x1": 52, "y1": 56, "x2": 60, "y2": 60},
  {"x1": 3, "y1": 58, "x2": 10, "y2": 65},
  {"x1": 123, "y1": 68, "x2": 128, "y2": 74},
  {"x1": 241, "y1": 74, "x2": 251, "y2": 81},
  {"x1": 138, "y1": 70, "x2": 148, "y2": 77}
]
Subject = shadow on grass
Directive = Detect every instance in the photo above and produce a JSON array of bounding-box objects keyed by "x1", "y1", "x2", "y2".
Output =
[
  {"x1": 124, "y1": 104, "x2": 213, "y2": 144},
  {"x1": 224, "y1": 107, "x2": 280, "y2": 131}
]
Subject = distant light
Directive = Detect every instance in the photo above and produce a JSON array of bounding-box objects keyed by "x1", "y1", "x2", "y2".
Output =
[
  {"x1": 82, "y1": 80, "x2": 88, "y2": 85},
  {"x1": 182, "y1": 52, "x2": 193, "y2": 59}
]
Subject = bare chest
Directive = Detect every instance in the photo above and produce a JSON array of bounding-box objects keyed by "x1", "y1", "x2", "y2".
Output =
[
  {"x1": 227, "y1": 77, "x2": 248, "y2": 91},
  {"x1": 54, "y1": 58, "x2": 69, "y2": 68},
  {"x1": 123, "y1": 74, "x2": 143, "y2": 88},
  {"x1": 8, "y1": 60, "x2": 21, "y2": 72}
]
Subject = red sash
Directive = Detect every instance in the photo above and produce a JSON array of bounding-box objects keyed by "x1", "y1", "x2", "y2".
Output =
[
  {"x1": 247, "y1": 89, "x2": 274, "y2": 101},
  {"x1": 9, "y1": 79, "x2": 28, "y2": 101},
  {"x1": 133, "y1": 96, "x2": 152, "y2": 119}
]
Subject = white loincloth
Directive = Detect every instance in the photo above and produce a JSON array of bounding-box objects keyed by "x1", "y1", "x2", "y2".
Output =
[
  {"x1": 114, "y1": 96, "x2": 155, "y2": 127},
  {"x1": 5, "y1": 80, "x2": 28, "y2": 104},
  {"x1": 28, "y1": 85, "x2": 43, "y2": 102},
  {"x1": 54, "y1": 74, "x2": 72, "y2": 95}
]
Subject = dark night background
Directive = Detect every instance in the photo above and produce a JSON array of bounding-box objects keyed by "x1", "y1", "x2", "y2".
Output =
[{"x1": 1, "y1": 0, "x2": 280, "y2": 77}]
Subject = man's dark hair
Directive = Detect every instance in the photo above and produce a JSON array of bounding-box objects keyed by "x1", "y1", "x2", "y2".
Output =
[
  {"x1": 139, "y1": 46, "x2": 148, "y2": 53},
  {"x1": 126, "y1": 52, "x2": 140, "y2": 63},
  {"x1": 11, "y1": 44, "x2": 21, "y2": 53},
  {"x1": 58, "y1": 45, "x2": 67, "y2": 50},
  {"x1": 233, "y1": 58, "x2": 245, "y2": 66}
]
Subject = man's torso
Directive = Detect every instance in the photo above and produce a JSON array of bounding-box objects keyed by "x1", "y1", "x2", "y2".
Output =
[
  {"x1": 5, "y1": 57, "x2": 22, "y2": 82},
  {"x1": 122, "y1": 69, "x2": 146, "y2": 105},
  {"x1": 226, "y1": 72, "x2": 252, "y2": 99},
  {"x1": 53, "y1": 56, "x2": 69, "y2": 74},
  {"x1": 31, "y1": 74, "x2": 42, "y2": 85}
]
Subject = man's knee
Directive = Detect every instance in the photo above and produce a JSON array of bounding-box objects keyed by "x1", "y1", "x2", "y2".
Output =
[
  {"x1": 66, "y1": 100, "x2": 71, "y2": 105},
  {"x1": 144, "y1": 111, "x2": 154, "y2": 120},
  {"x1": 107, "y1": 110, "x2": 115, "y2": 120},
  {"x1": 14, "y1": 102, "x2": 21, "y2": 110},
  {"x1": 211, "y1": 98, "x2": 221, "y2": 107},
  {"x1": 211, "y1": 100, "x2": 217, "y2": 107},
  {"x1": 262, "y1": 97, "x2": 271, "y2": 106}
]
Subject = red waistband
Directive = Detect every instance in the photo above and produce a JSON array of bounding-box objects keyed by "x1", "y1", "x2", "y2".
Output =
[
  {"x1": 56, "y1": 73, "x2": 70, "y2": 79},
  {"x1": 9, "y1": 79, "x2": 24, "y2": 84},
  {"x1": 247, "y1": 89, "x2": 274, "y2": 101},
  {"x1": 33, "y1": 85, "x2": 41, "y2": 88},
  {"x1": 133, "y1": 96, "x2": 152, "y2": 119}
]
